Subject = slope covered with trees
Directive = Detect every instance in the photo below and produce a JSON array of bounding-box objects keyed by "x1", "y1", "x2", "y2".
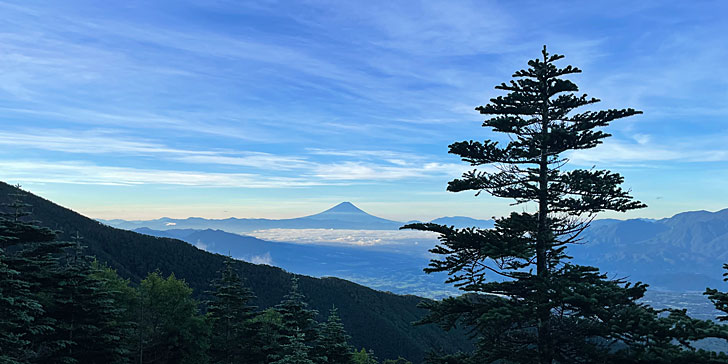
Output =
[{"x1": 0, "y1": 181, "x2": 471, "y2": 363}]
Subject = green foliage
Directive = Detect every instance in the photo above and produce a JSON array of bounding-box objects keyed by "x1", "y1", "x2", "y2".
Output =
[
  {"x1": 44, "y1": 236, "x2": 129, "y2": 364},
  {"x1": 0, "y1": 191, "x2": 133, "y2": 364},
  {"x1": 206, "y1": 258, "x2": 262, "y2": 364},
  {"x1": 706, "y1": 264, "x2": 728, "y2": 322},
  {"x1": 352, "y1": 348, "x2": 379, "y2": 364},
  {"x1": 271, "y1": 331, "x2": 316, "y2": 364},
  {"x1": 383, "y1": 357, "x2": 413, "y2": 364},
  {"x1": 135, "y1": 271, "x2": 210, "y2": 364},
  {"x1": 251, "y1": 308, "x2": 286, "y2": 362},
  {"x1": 403, "y1": 47, "x2": 728, "y2": 363},
  {"x1": 313, "y1": 307, "x2": 354, "y2": 364},
  {"x1": 0, "y1": 246, "x2": 42, "y2": 364},
  {"x1": 275, "y1": 277, "x2": 320, "y2": 349}
]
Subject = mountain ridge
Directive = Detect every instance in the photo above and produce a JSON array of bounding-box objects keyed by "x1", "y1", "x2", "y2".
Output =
[
  {"x1": 99, "y1": 201, "x2": 500, "y2": 231},
  {"x1": 0, "y1": 182, "x2": 471, "y2": 362}
]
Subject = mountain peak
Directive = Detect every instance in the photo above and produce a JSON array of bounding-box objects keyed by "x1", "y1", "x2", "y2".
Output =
[
  {"x1": 323, "y1": 201, "x2": 365, "y2": 214},
  {"x1": 302, "y1": 201, "x2": 401, "y2": 226}
]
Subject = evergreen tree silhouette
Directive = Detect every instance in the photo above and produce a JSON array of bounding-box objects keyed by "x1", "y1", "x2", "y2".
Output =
[{"x1": 403, "y1": 46, "x2": 727, "y2": 363}]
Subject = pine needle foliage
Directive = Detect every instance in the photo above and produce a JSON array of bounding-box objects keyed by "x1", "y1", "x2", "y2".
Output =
[
  {"x1": 206, "y1": 257, "x2": 261, "y2": 364},
  {"x1": 401, "y1": 46, "x2": 711, "y2": 363}
]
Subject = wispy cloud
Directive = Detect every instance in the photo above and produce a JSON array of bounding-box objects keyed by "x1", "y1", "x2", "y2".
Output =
[
  {"x1": 313, "y1": 161, "x2": 465, "y2": 181},
  {"x1": 568, "y1": 136, "x2": 728, "y2": 166},
  {"x1": 0, "y1": 160, "x2": 322, "y2": 188}
]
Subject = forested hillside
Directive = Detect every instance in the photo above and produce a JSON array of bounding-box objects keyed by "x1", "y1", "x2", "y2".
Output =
[{"x1": 0, "y1": 182, "x2": 470, "y2": 362}]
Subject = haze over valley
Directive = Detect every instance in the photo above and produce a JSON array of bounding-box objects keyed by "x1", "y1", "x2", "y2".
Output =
[{"x1": 103, "y1": 201, "x2": 728, "y2": 319}]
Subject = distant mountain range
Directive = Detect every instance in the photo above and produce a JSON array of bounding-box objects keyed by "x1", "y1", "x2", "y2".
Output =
[
  {"x1": 100, "y1": 202, "x2": 496, "y2": 232},
  {"x1": 572, "y1": 209, "x2": 728, "y2": 292},
  {"x1": 111, "y1": 203, "x2": 728, "y2": 294}
]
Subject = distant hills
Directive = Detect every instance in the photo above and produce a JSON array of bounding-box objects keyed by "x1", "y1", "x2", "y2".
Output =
[
  {"x1": 0, "y1": 182, "x2": 471, "y2": 362},
  {"x1": 100, "y1": 202, "x2": 496, "y2": 232},
  {"x1": 572, "y1": 209, "x2": 728, "y2": 292},
  {"x1": 133, "y1": 227, "x2": 456, "y2": 298},
  {"x1": 106, "y1": 201, "x2": 728, "y2": 293}
]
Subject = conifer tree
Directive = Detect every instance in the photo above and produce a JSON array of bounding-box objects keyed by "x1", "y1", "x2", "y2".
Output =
[
  {"x1": 274, "y1": 277, "x2": 319, "y2": 350},
  {"x1": 46, "y1": 234, "x2": 128, "y2": 363},
  {"x1": 0, "y1": 190, "x2": 74, "y2": 362},
  {"x1": 271, "y1": 331, "x2": 315, "y2": 364},
  {"x1": 402, "y1": 47, "x2": 695, "y2": 363},
  {"x1": 135, "y1": 272, "x2": 210, "y2": 364},
  {"x1": 89, "y1": 261, "x2": 137, "y2": 361},
  {"x1": 206, "y1": 258, "x2": 261, "y2": 364},
  {"x1": 0, "y1": 245, "x2": 43, "y2": 364},
  {"x1": 251, "y1": 308, "x2": 286, "y2": 364},
  {"x1": 312, "y1": 307, "x2": 353, "y2": 364}
]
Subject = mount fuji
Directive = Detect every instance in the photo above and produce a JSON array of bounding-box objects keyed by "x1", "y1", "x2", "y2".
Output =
[{"x1": 100, "y1": 202, "x2": 405, "y2": 232}]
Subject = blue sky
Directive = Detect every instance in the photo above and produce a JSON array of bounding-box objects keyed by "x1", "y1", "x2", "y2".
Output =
[{"x1": 1, "y1": 0, "x2": 727, "y2": 221}]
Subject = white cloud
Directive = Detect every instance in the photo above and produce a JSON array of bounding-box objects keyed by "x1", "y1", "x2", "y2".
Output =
[
  {"x1": 248, "y1": 252, "x2": 273, "y2": 265},
  {"x1": 194, "y1": 240, "x2": 208, "y2": 251},
  {"x1": 568, "y1": 137, "x2": 728, "y2": 166},
  {"x1": 312, "y1": 161, "x2": 466, "y2": 181},
  {"x1": 248, "y1": 228, "x2": 439, "y2": 247}
]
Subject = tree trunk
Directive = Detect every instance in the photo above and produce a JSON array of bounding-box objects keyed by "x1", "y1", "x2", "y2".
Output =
[{"x1": 537, "y1": 49, "x2": 552, "y2": 364}]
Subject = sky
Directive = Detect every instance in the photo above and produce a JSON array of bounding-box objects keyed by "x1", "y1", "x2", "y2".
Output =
[{"x1": 1, "y1": 0, "x2": 727, "y2": 221}]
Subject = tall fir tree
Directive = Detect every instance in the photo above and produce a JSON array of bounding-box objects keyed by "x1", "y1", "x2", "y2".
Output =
[
  {"x1": 312, "y1": 307, "x2": 353, "y2": 364},
  {"x1": 206, "y1": 257, "x2": 261, "y2": 364},
  {"x1": 403, "y1": 47, "x2": 722, "y2": 363},
  {"x1": 274, "y1": 277, "x2": 319, "y2": 353},
  {"x1": 0, "y1": 245, "x2": 43, "y2": 364}
]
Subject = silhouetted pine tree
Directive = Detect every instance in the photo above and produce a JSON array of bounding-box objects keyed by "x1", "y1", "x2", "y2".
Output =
[
  {"x1": 312, "y1": 307, "x2": 353, "y2": 364},
  {"x1": 206, "y1": 257, "x2": 261, "y2": 364},
  {"x1": 274, "y1": 277, "x2": 319, "y2": 350},
  {"x1": 403, "y1": 47, "x2": 721, "y2": 363}
]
